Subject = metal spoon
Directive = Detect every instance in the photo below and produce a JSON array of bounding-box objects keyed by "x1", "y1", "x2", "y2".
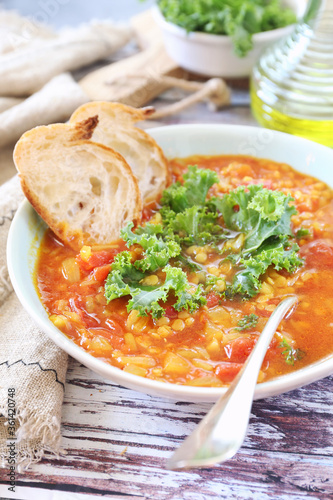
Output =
[{"x1": 167, "y1": 295, "x2": 297, "y2": 470}]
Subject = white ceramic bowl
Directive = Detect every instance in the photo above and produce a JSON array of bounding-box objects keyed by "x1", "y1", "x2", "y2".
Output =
[
  {"x1": 153, "y1": 1, "x2": 306, "y2": 78},
  {"x1": 7, "y1": 124, "x2": 333, "y2": 402}
]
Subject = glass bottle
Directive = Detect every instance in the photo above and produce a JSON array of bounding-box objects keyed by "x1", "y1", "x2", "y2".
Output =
[{"x1": 250, "y1": 0, "x2": 333, "y2": 147}]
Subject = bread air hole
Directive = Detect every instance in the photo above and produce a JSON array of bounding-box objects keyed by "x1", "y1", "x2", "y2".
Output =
[
  {"x1": 89, "y1": 176, "x2": 102, "y2": 196},
  {"x1": 108, "y1": 176, "x2": 119, "y2": 196},
  {"x1": 67, "y1": 202, "x2": 84, "y2": 217}
]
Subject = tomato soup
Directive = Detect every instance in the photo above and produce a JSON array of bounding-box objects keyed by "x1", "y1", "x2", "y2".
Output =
[{"x1": 35, "y1": 156, "x2": 333, "y2": 387}]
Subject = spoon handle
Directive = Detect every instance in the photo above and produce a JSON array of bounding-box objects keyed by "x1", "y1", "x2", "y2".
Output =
[{"x1": 167, "y1": 295, "x2": 297, "y2": 470}]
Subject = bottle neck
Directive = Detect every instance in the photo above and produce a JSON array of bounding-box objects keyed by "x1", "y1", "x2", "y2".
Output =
[{"x1": 303, "y1": 0, "x2": 333, "y2": 30}]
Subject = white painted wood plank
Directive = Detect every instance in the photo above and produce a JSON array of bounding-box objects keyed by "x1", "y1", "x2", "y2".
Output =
[{"x1": 1, "y1": 355, "x2": 331, "y2": 499}]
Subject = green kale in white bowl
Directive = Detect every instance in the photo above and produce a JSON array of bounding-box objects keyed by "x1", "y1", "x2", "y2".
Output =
[{"x1": 153, "y1": 0, "x2": 305, "y2": 77}]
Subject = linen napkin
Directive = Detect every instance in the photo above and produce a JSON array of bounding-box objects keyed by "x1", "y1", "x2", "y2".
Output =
[
  {"x1": 0, "y1": 98, "x2": 24, "y2": 114},
  {"x1": 0, "y1": 13, "x2": 133, "y2": 96},
  {"x1": 0, "y1": 72, "x2": 89, "y2": 149},
  {"x1": 0, "y1": 176, "x2": 68, "y2": 471},
  {"x1": 0, "y1": 8, "x2": 133, "y2": 472},
  {"x1": 0, "y1": 10, "x2": 55, "y2": 55}
]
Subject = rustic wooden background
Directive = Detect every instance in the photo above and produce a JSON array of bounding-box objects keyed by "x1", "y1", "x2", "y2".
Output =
[{"x1": 1, "y1": 356, "x2": 332, "y2": 499}]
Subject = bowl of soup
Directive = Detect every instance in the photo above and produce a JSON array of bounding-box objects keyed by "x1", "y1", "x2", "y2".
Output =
[{"x1": 7, "y1": 124, "x2": 333, "y2": 402}]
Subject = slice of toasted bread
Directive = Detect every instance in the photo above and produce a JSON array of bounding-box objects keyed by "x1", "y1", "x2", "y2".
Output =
[
  {"x1": 70, "y1": 102, "x2": 169, "y2": 203},
  {"x1": 14, "y1": 117, "x2": 142, "y2": 250}
]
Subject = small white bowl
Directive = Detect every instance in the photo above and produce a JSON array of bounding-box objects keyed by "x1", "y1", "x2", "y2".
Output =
[
  {"x1": 7, "y1": 124, "x2": 333, "y2": 402},
  {"x1": 153, "y1": 1, "x2": 306, "y2": 78}
]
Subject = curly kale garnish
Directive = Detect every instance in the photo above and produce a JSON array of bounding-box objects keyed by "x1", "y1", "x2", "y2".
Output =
[
  {"x1": 105, "y1": 260, "x2": 206, "y2": 319},
  {"x1": 234, "y1": 313, "x2": 259, "y2": 331},
  {"x1": 161, "y1": 165, "x2": 219, "y2": 212},
  {"x1": 279, "y1": 338, "x2": 305, "y2": 365},
  {"x1": 212, "y1": 185, "x2": 304, "y2": 298},
  {"x1": 104, "y1": 166, "x2": 304, "y2": 316}
]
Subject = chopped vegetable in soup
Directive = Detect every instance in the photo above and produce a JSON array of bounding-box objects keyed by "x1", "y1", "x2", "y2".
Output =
[{"x1": 35, "y1": 155, "x2": 333, "y2": 386}]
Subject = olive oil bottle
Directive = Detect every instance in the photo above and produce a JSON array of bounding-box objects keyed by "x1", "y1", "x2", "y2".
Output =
[{"x1": 251, "y1": 0, "x2": 333, "y2": 147}]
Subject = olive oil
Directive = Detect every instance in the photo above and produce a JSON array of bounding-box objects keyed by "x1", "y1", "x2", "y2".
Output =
[
  {"x1": 250, "y1": 0, "x2": 333, "y2": 148},
  {"x1": 251, "y1": 86, "x2": 333, "y2": 147}
]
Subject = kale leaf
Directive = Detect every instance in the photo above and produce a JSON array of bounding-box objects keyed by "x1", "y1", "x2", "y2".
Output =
[
  {"x1": 161, "y1": 165, "x2": 219, "y2": 213},
  {"x1": 160, "y1": 166, "x2": 222, "y2": 246},
  {"x1": 229, "y1": 239, "x2": 303, "y2": 298},
  {"x1": 105, "y1": 221, "x2": 206, "y2": 318},
  {"x1": 105, "y1": 261, "x2": 206, "y2": 318},
  {"x1": 211, "y1": 185, "x2": 304, "y2": 298},
  {"x1": 104, "y1": 166, "x2": 304, "y2": 316},
  {"x1": 279, "y1": 338, "x2": 305, "y2": 365},
  {"x1": 165, "y1": 206, "x2": 224, "y2": 246},
  {"x1": 211, "y1": 185, "x2": 297, "y2": 254},
  {"x1": 296, "y1": 227, "x2": 310, "y2": 238},
  {"x1": 234, "y1": 313, "x2": 259, "y2": 331},
  {"x1": 121, "y1": 222, "x2": 181, "y2": 272}
]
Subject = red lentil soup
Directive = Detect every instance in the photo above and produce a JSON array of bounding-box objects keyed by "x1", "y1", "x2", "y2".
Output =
[{"x1": 35, "y1": 155, "x2": 333, "y2": 387}]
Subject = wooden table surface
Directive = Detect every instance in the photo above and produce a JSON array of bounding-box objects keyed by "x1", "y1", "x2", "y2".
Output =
[{"x1": 0, "y1": 82, "x2": 332, "y2": 500}]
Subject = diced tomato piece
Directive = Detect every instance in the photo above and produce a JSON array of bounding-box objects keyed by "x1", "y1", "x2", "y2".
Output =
[
  {"x1": 251, "y1": 179, "x2": 273, "y2": 190},
  {"x1": 255, "y1": 307, "x2": 271, "y2": 318},
  {"x1": 107, "y1": 311, "x2": 127, "y2": 329},
  {"x1": 165, "y1": 306, "x2": 178, "y2": 319},
  {"x1": 232, "y1": 164, "x2": 254, "y2": 178},
  {"x1": 299, "y1": 239, "x2": 333, "y2": 269},
  {"x1": 263, "y1": 337, "x2": 281, "y2": 364},
  {"x1": 224, "y1": 336, "x2": 257, "y2": 363},
  {"x1": 69, "y1": 297, "x2": 100, "y2": 328},
  {"x1": 199, "y1": 311, "x2": 208, "y2": 324},
  {"x1": 93, "y1": 265, "x2": 111, "y2": 282},
  {"x1": 262, "y1": 180, "x2": 273, "y2": 189},
  {"x1": 105, "y1": 318, "x2": 124, "y2": 336},
  {"x1": 76, "y1": 256, "x2": 94, "y2": 272},
  {"x1": 142, "y1": 201, "x2": 159, "y2": 222},
  {"x1": 267, "y1": 298, "x2": 280, "y2": 306},
  {"x1": 142, "y1": 207, "x2": 152, "y2": 221},
  {"x1": 89, "y1": 328, "x2": 124, "y2": 350},
  {"x1": 215, "y1": 362, "x2": 243, "y2": 383},
  {"x1": 77, "y1": 250, "x2": 118, "y2": 272},
  {"x1": 89, "y1": 251, "x2": 117, "y2": 267},
  {"x1": 255, "y1": 298, "x2": 280, "y2": 318},
  {"x1": 206, "y1": 292, "x2": 220, "y2": 308},
  {"x1": 242, "y1": 302, "x2": 254, "y2": 315},
  {"x1": 108, "y1": 335, "x2": 124, "y2": 350},
  {"x1": 297, "y1": 197, "x2": 319, "y2": 213}
]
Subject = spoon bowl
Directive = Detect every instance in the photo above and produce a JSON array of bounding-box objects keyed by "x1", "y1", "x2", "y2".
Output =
[{"x1": 167, "y1": 296, "x2": 298, "y2": 470}]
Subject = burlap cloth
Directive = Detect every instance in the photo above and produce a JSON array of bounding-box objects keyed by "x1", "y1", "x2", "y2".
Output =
[
  {"x1": 0, "y1": 10, "x2": 133, "y2": 471},
  {"x1": 0, "y1": 176, "x2": 69, "y2": 471}
]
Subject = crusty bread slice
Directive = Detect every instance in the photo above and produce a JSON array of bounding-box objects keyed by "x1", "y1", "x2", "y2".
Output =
[
  {"x1": 70, "y1": 102, "x2": 169, "y2": 203},
  {"x1": 14, "y1": 117, "x2": 142, "y2": 251}
]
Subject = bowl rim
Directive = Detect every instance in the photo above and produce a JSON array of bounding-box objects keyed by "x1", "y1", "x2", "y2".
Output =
[
  {"x1": 7, "y1": 123, "x2": 333, "y2": 402},
  {"x1": 152, "y1": 4, "x2": 299, "y2": 44}
]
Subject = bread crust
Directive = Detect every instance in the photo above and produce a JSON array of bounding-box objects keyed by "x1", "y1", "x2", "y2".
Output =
[
  {"x1": 71, "y1": 115, "x2": 99, "y2": 140},
  {"x1": 71, "y1": 102, "x2": 156, "y2": 124},
  {"x1": 70, "y1": 102, "x2": 169, "y2": 203}
]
